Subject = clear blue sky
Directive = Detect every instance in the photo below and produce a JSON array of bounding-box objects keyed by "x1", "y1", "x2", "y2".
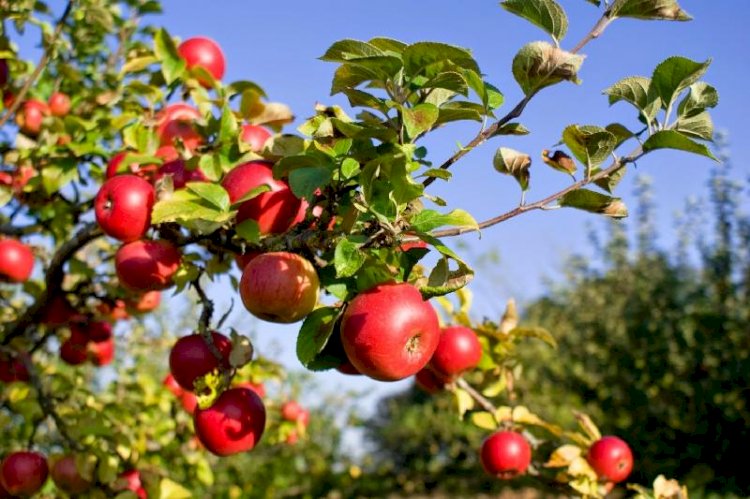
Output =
[{"x1": 12, "y1": 1, "x2": 750, "y2": 420}]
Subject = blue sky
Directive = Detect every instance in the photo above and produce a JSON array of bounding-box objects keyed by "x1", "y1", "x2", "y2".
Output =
[{"x1": 11, "y1": 2, "x2": 750, "y2": 422}]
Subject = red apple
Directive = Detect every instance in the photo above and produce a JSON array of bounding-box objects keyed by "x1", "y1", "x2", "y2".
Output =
[
  {"x1": 241, "y1": 124, "x2": 271, "y2": 152},
  {"x1": 116, "y1": 469, "x2": 147, "y2": 499},
  {"x1": 193, "y1": 387, "x2": 266, "y2": 456},
  {"x1": 95, "y1": 175, "x2": 155, "y2": 242},
  {"x1": 280, "y1": 401, "x2": 302, "y2": 422},
  {"x1": 163, "y1": 373, "x2": 184, "y2": 397},
  {"x1": 15, "y1": 99, "x2": 49, "y2": 136},
  {"x1": 587, "y1": 436, "x2": 634, "y2": 483},
  {"x1": 341, "y1": 282, "x2": 440, "y2": 381},
  {"x1": 235, "y1": 381, "x2": 265, "y2": 398},
  {"x1": 298, "y1": 409, "x2": 310, "y2": 427},
  {"x1": 480, "y1": 431, "x2": 532, "y2": 479},
  {"x1": 169, "y1": 332, "x2": 232, "y2": 392},
  {"x1": 83, "y1": 320, "x2": 113, "y2": 342},
  {"x1": 2, "y1": 90, "x2": 14, "y2": 109},
  {"x1": 429, "y1": 326, "x2": 482, "y2": 378},
  {"x1": 155, "y1": 103, "x2": 202, "y2": 150},
  {"x1": 0, "y1": 60, "x2": 8, "y2": 88},
  {"x1": 414, "y1": 367, "x2": 451, "y2": 394},
  {"x1": 115, "y1": 239, "x2": 181, "y2": 291},
  {"x1": 178, "y1": 37, "x2": 226, "y2": 84},
  {"x1": 180, "y1": 391, "x2": 198, "y2": 414},
  {"x1": 0, "y1": 352, "x2": 30, "y2": 383},
  {"x1": 48, "y1": 92, "x2": 71, "y2": 117},
  {"x1": 41, "y1": 295, "x2": 76, "y2": 326},
  {"x1": 285, "y1": 430, "x2": 299, "y2": 445},
  {"x1": 336, "y1": 359, "x2": 362, "y2": 375},
  {"x1": 51, "y1": 455, "x2": 90, "y2": 494},
  {"x1": 239, "y1": 252, "x2": 319, "y2": 324},
  {"x1": 97, "y1": 299, "x2": 130, "y2": 321},
  {"x1": 0, "y1": 451, "x2": 48, "y2": 496},
  {"x1": 60, "y1": 331, "x2": 89, "y2": 366},
  {"x1": 221, "y1": 161, "x2": 306, "y2": 235},
  {"x1": 155, "y1": 159, "x2": 207, "y2": 189},
  {"x1": 88, "y1": 336, "x2": 115, "y2": 366},
  {"x1": 234, "y1": 250, "x2": 260, "y2": 271},
  {"x1": 0, "y1": 238, "x2": 34, "y2": 283},
  {"x1": 126, "y1": 291, "x2": 161, "y2": 314}
]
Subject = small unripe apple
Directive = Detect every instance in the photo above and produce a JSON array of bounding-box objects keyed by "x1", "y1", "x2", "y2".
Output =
[
  {"x1": 115, "y1": 239, "x2": 181, "y2": 291},
  {"x1": 0, "y1": 351, "x2": 30, "y2": 383},
  {"x1": 155, "y1": 159, "x2": 207, "y2": 189},
  {"x1": 193, "y1": 387, "x2": 266, "y2": 456},
  {"x1": 480, "y1": 431, "x2": 532, "y2": 479},
  {"x1": 15, "y1": 99, "x2": 49, "y2": 136},
  {"x1": 126, "y1": 291, "x2": 161, "y2": 314},
  {"x1": 48, "y1": 92, "x2": 71, "y2": 117},
  {"x1": 95, "y1": 175, "x2": 155, "y2": 242},
  {"x1": 587, "y1": 436, "x2": 634, "y2": 483},
  {"x1": 429, "y1": 326, "x2": 483, "y2": 378},
  {"x1": 51, "y1": 455, "x2": 91, "y2": 494},
  {"x1": 239, "y1": 252, "x2": 319, "y2": 324},
  {"x1": 178, "y1": 37, "x2": 226, "y2": 84},
  {"x1": 0, "y1": 238, "x2": 34, "y2": 283},
  {"x1": 0, "y1": 451, "x2": 48, "y2": 496},
  {"x1": 241, "y1": 124, "x2": 271, "y2": 152},
  {"x1": 88, "y1": 336, "x2": 115, "y2": 366},
  {"x1": 221, "y1": 161, "x2": 306, "y2": 235},
  {"x1": 341, "y1": 282, "x2": 440, "y2": 381},
  {"x1": 169, "y1": 332, "x2": 232, "y2": 391}
]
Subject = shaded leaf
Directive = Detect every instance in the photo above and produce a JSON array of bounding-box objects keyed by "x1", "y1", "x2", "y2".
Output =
[
  {"x1": 296, "y1": 307, "x2": 341, "y2": 368},
  {"x1": 402, "y1": 103, "x2": 439, "y2": 139},
  {"x1": 501, "y1": 0, "x2": 569, "y2": 43},
  {"x1": 512, "y1": 41, "x2": 583, "y2": 95},
  {"x1": 675, "y1": 111, "x2": 713, "y2": 141},
  {"x1": 559, "y1": 189, "x2": 628, "y2": 218},
  {"x1": 493, "y1": 147, "x2": 531, "y2": 191},
  {"x1": 562, "y1": 125, "x2": 617, "y2": 169},
  {"x1": 677, "y1": 82, "x2": 719, "y2": 118},
  {"x1": 609, "y1": 0, "x2": 692, "y2": 21}
]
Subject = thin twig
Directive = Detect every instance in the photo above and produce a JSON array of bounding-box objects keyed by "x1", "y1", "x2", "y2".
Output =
[
  {"x1": 191, "y1": 277, "x2": 225, "y2": 364},
  {"x1": 456, "y1": 377, "x2": 497, "y2": 414},
  {"x1": 0, "y1": 0, "x2": 74, "y2": 128}
]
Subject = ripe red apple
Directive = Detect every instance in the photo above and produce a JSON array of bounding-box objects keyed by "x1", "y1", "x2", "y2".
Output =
[
  {"x1": 480, "y1": 431, "x2": 532, "y2": 479},
  {"x1": 15, "y1": 99, "x2": 49, "y2": 136},
  {"x1": 41, "y1": 295, "x2": 76, "y2": 326},
  {"x1": 336, "y1": 359, "x2": 362, "y2": 375},
  {"x1": 60, "y1": 331, "x2": 89, "y2": 366},
  {"x1": 298, "y1": 409, "x2": 310, "y2": 427},
  {"x1": 239, "y1": 252, "x2": 319, "y2": 323},
  {"x1": 429, "y1": 326, "x2": 482, "y2": 378},
  {"x1": 193, "y1": 387, "x2": 266, "y2": 456},
  {"x1": 180, "y1": 391, "x2": 198, "y2": 414},
  {"x1": 285, "y1": 430, "x2": 299, "y2": 445},
  {"x1": 155, "y1": 103, "x2": 202, "y2": 150},
  {"x1": 235, "y1": 381, "x2": 265, "y2": 398},
  {"x1": 115, "y1": 239, "x2": 181, "y2": 291},
  {"x1": 163, "y1": 373, "x2": 184, "y2": 397},
  {"x1": 48, "y1": 92, "x2": 71, "y2": 117},
  {"x1": 341, "y1": 282, "x2": 440, "y2": 381},
  {"x1": 95, "y1": 175, "x2": 155, "y2": 242},
  {"x1": 0, "y1": 352, "x2": 30, "y2": 383},
  {"x1": 221, "y1": 161, "x2": 306, "y2": 235},
  {"x1": 97, "y1": 299, "x2": 130, "y2": 321},
  {"x1": 280, "y1": 401, "x2": 302, "y2": 422},
  {"x1": 234, "y1": 250, "x2": 260, "y2": 271},
  {"x1": 0, "y1": 60, "x2": 8, "y2": 88},
  {"x1": 126, "y1": 291, "x2": 161, "y2": 314},
  {"x1": 51, "y1": 455, "x2": 90, "y2": 494},
  {"x1": 414, "y1": 367, "x2": 451, "y2": 394},
  {"x1": 82, "y1": 321, "x2": 113, "y2": 342},
  {"x1": 117, "y1": 469, "x2": 147, "y2": 499},
  {"x1": 587, "y1": 436, "x2": 634, "y2": 483},
  {"x1": 0, "y1": 238, "x2": 34, "y2": 283},
  {"x1": 169, "y1": 332, "x2": 232, "y2": 391},
  {"x1": 88, "y1": 336, "x2": 115, "y2": 366},
  {"x1": 0, "y1": 451, "x2": 48, "y2": 496},
  {"x1": 155, "y1": 159, "x2": 207, "y2": 189},
  {"x1": 241, "y1": 124, "x2": 271, "y2": 152},
  {"x1": 178, "y1": 37, "x2": 226, "y2": 84}
]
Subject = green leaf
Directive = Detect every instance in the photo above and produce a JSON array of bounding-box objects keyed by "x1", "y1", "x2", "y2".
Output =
[
  {"x1": 562, "y1": 125, "x2": 618, "y2": 170},
  {"x1": 435, "y1": 101, "x2": 484, "y2": 125},
  {"x1": 593, "y1": 165, "x2": 627, "y2": 193},
  {"x1": 420, "y1": 257, "x2": 475, "y2": 299},
  {"x1": 330, "y1": 63, "x2": 381, "y2": 95},
  {"x1": 410, "y1": 209, "x2": 479, "y2": 233},
  {"x1": 289, "y1": 166, "x2": 332, "y2": 200},
  {"x1": 218, "y1": 104, "x2": 238, "y2": 145},
  {"x1": 152, "y1": 190, "x2": 234, "y2": 225},
  {"x1": 559, "y1": 189, "x2": 628, "y2": 218},
  {"x1": 675, "y1": 111, "x2": 713, "y2": 141},
  {"x1": 121, "y1": 55, "x2": 157, "y2": 74},
  {"x1": 296, "y1": 307, "x2": 341, "y2": 368},
  {"x1": 642, "y1": 130, "x2": 718, "y2": 160},
  {"x1": 677, "y1": 82, "x2": 719, "y2": 118},
  {"x1": 186, "y1": 183, "x2": 230, "y2": 211},
  {"x1": 501, "y1": 0, "x2": 569, "y2": 43},
  {"x1": 608, "y1": 0, "x2": 692, "y2": 21},
  {"x1": 509, "y1": 326, "x2": 558, "y2": 348},
  {"x1": 334, "y1": 237, "x2": 366, "y2": 278},
  {"x1": 153, "y1": 28, "x2": 185, "y2": 84},
  {"x1": 651, "y1": 56, "x2": 711, "y2": 110},
  {"x1": 320, "y1": 39, "x2": 385, "y2": 62},
  {"x1": 605, "y1": 123, "x2": 635, "y2": 147},
  {"x1": 604, "y1": 76, "x2": 652, "y2": 110},
  {"x1": 229, "y1": 184, "x2": 271, "y2": 208},
  {"x1": 402, "y1": 103, "x2": 439, "y2": 139},
  {"x1": 470, "y1": 411, "x2": 498, "y2": 430},
  {"x1": 421, "y1": 71, "x2": 469, "y2": 95},
  {"x1": 403, "y1": 42, "x2": 481, "y2": 78},
  {"x1": 494, "y1": 123, "x2": 530, "y2": 136},
  {"x1": 493, "y1": 147, "x2": 531, "y2": 191},
  {"x1": 341, "y1": 88, "x2": 390, "y2": 113},
  {"x1": 235, "y1": 219, "x2": 260, "y2": 244},
  {"x1": 454, "y1": 387, "x2": 476, "y2": 417},
  {"x1": 512, "y1": 41, "x2": 583, "y2": 96},
  {"x1": 340, "y1": 158, "x2": 360, "y2": 179},
  {"x1": 159, "y1": 478, "x2": 192, "y2": 498}
]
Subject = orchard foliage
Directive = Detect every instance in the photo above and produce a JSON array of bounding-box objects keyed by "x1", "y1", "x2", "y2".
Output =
[{"x1": 0, "y1": 0, "x2": 719, "y2": 496}]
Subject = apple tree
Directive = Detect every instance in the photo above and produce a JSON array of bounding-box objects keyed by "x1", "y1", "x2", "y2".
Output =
[{"x1": 0, "y1": 0, "x2": 718, "y2": 496}]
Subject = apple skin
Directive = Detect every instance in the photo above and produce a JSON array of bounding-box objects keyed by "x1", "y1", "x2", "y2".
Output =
[
  {"x1": 115, "y1": 239, "x2": 181, "y2": 291},
  {"x1": 51, "y1": 455, "x2": 90, "y2": 494},
  {"x1": 280, "y1": 401, "x2": 302, "y2": 422},
  {"x1": 88, "y1": 336, "x2": 115, "y2": 366},
  {"x1": 234, "y1": 250, "x2": 260, "y2": 271},
  {"x1": 155, "y1": 103, "x2": 202, "y2": 150},
  {"x1": 155, "y1": 159, "x2": 207, "y2": 189},
  {"x1": 414, "y1": 367, "x2": 451, "y2": 394},
  {"x1": 0, "y1": 60, "x2": 8, "y2": 88},
  {"x1": 117, "y1": 469, "x2": 147, "y2": 499},
  {"x1": 95, "y1": 175, "x2": 155, "y2": 242},
  {"x1": 221, "y1": 161, "x2": 306, "y2": 235},
  {"x1": 169, "y1": 332, "x2": 232, "y2": 392},
  {"x1": 178, "y1": 37, "x2": 226, "y2": 83},
  {"x1": 180, "y1": 391, "x2": 198, "y2": 414},
  {"x1": 241, "y1": 124, "x2": 271, "y2": 152},
  {"x1": 193, "y1": 387, "x2": 266, "y2": 456},
  {"x1": 126, "y1": 291, "x2": 161, "y2": 314},
  {"x1": 0, "y1": 451, "x2": 49, "y2": 496},
  {"x1": 429, "y1": 326, "x2": 483, "y2": 378},
  {"x1": 480, "y1": 431, "x2": 532, "y2": 479},
  {"x1": 48, "y1": 92, "x2": 71, "y2": 117},
  {"x1": 60, "y1": 331, "x2": 89, "y2": 366},
  {"x1": 235, "y1": 381, "x2": 265, "y2": 398},
  {"x1": 41, "y1": 295, "x2": 76, "y2": 326},
  {"x1": 587, "y1": 436, "x2": 634, "y2": 483},
  {"x1": 97, "y1": 299, "x2": 129, "y2": 321},
  {"x1": 163, "y1": 373, "x2": 184, "y2": 397},
  {"x1": 341, "y1": 282, "x2": 440, "y2": 382},
  {"x1": 239, "y1": 252, "x2": 319, "y2": 324},
  {"x1": 0, "y1": 352, "x2": 30, "y2": 383},
  {"x1": 83, "y1": 320, "x2": 113, "y2": 342},
  {"x1": 15, "y1": 99, "x2": 49, "y2": 136},
  {"x1": 0, "y1": 238, "x2": 35, "y2": 283}
]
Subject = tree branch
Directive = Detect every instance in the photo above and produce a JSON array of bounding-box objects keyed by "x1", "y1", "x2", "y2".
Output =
[
  {"x1": 0, "y1": 0, "x2": 74, "y2": 128},
  {"x1": 456, "y1": 377, "x2": 497, "y2": 414}
]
